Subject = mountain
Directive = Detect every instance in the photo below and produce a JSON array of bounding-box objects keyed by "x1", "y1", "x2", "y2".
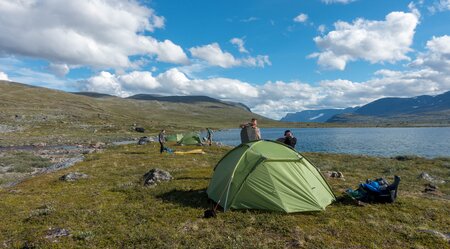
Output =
[
  {"x1": 328, "y1": 91, "x2": 450, "y2": 124},
  {"x1": 281, "y1": 107, "x2": 358, "y2": 122},
  {"x1": 127, "y1": 94, "x2": 251, "y2": 112},
  {"x1": 354, "y1": 91, "x2": 450, "y2": 116},
  {"x1": 281, "y1": 91, "x2": 450, "y2": 125}
]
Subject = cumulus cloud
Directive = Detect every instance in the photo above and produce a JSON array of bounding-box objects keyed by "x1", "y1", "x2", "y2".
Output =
[
  {"x1": 0, "y1": 71, "x2": 9, "y2": 81},
  {"x1": 230, "y1": 38, "x2": 249, "y2": 53},
  {"x1": 321, "y1": 0, "x2": 356, "y2": 4},
  {"x1": 253, "y1": 35, "x2": 450, "y2": 118},
  {"x1": 429, "y1": 0, "x2": 450, "y2": 13},
  {"x1": 189, "y1": 43, "x2": 239, "y2": 68},
  {"x1": 0, "y1": 0, "x2": 188, "y2": 70},
  {"x1": 80, "y1": 68, "x2": 259, "y2": 99},
  {"x1": 255, "y1": 35, "x2": 450, "y2": 118},
  {"x1": 48, "y1": 63, "x2": 70, "y2": 77},
  {"x1": 318, "y1": 25, "x2": 326, "y2": 34},
  {"x1": 293, "y1": 13, "x2": 308, "y2": 23},
  {"x1": 79, "y1": 35, "x2": 450, "y2": 120},
  {"x1": 310, "y1": 11, "x2": 419, "y2": 70},
  {"x1": 189, "y1": 43, "x2": 270, "y2": 68},
  {"x1": 411, "y1": 35, "x2": 450, "y2": 73},
  {"x1": 240, "y1": 17, "x2": 259, "y2": 23}
]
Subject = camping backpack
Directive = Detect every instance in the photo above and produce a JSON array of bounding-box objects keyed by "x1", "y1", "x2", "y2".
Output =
[{"x1": 240, "y1": 125, "x2": 257, "y2": 143}]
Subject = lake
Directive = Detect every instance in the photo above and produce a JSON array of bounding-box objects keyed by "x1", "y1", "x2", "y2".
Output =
[{"x1": 206, "y1": 127, "x2": 450, "y2": 158}]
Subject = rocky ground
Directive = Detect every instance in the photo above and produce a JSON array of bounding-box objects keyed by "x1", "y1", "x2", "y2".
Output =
[{"x1": 0, "y1": 143, "x2": 104, "y2": 188}]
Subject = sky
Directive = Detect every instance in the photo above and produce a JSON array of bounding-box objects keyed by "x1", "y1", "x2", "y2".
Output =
[{"x1": 0, "y1": 0, "x2": 449, "y2": 119}]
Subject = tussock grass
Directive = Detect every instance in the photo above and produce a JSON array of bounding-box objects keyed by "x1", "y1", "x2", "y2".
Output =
[{"x1": 0, "y1": 143, "x2": 448, "y2": 248}]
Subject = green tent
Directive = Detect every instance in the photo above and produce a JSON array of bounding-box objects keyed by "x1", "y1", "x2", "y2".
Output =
[
  {"x1": 177, "y1": 132, "x2": 202, "y2": 145},
  {"x1": 166, "y1": 133, "x2": 183, "y2": 142},
  {"x1": 207, "y1": 140, "x2": 335, "y2": 213}
]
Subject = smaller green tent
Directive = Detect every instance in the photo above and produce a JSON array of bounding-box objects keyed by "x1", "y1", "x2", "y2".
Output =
[
  {"x1": 177, "y1": 132, "x2": 202, "y2": 145},
  {"x1": 207, "y1": 140, "x2": 335, "y2": 213},
  {"x1": 166, "y1": 133, "x2": 183, "y2": 142}
]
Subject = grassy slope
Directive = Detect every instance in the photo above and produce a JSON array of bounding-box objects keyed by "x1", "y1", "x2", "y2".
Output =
[
  {"x1": 0, "y1": 143, "x2": 448, "y2": 248},
  {"x1": 0, "y1": 81, "x2": 278, "y2": 146}
]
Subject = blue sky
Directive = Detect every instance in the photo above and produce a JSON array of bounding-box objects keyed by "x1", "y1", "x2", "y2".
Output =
[{"x1": 0, "y1": 0, "x2": 449, "y2": 119}]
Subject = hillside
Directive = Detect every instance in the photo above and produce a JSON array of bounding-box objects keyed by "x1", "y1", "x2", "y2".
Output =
[
  {"x1": 0, "y1": 80, "x2": 276, "y2": 146},
  {"x1": 126, "y1": 94, "x2": 251, "y2": 112}
]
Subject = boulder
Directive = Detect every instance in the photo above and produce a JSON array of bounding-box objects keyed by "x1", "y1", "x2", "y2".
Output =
[
  {"x1": 135, "y1": 127, "x2": 145, "y2": 133},
  {"x1": 60, "y1": 172, "x2": 89, "y2": 182},
  {"x1": 418, "y1": 172, "x2": 445, "y2": 184},
  {"x1": 45, "y1": 228, "x2": 70, "y2": 239},
  {"x1": 143, "y1": 168, "x2": 172, "y2": 186},
  {"x1": 89, "y1": 142, "x2": 105, "y2": 149},
  {"x1": 138, "y1": 136, "x2": 150, "y2": 145},
  {"x1": 423, "y1": 183, "x2": 438, "y2": 193},
  {"x1": 326, "y1": 171, "x2": 344, "y2": 178}
]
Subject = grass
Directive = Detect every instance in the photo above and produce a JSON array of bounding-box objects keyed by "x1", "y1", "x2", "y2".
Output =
[
  {"x1": 0, "y1": 152, "x2": 52, "y2": 173},
  {"x1": 0, "y1": 143, "x2": 448, "y2": 248}
]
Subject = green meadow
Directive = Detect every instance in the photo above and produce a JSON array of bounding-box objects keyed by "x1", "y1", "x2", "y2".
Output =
[{"x1": 0, "y1": 143, "x2": 448, "y2": 248}]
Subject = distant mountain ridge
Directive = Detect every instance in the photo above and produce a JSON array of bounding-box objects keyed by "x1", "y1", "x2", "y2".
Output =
[
  {"x1": 280, "y1": 107, "x2": 358, "y2": 122},
  {"x1": 72, "y1": 92, "x2": 116, "y2": 98},
  {"x1": 354, "y1": 91, "x2": 450, "y2": 116},
  {"x1": 281, "y1": 91, "x2": 450, "y2": 124},
  {"x1": 126, "y1": 94, "x2": 252, "y2": 112}
]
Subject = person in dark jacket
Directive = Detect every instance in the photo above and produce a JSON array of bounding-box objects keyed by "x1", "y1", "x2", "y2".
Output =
[
  {"x1": 283, "y1": 130, "x2": 297, "y2": 148},
  {"x1": 206, "y1": 128, "x2": 213, "y2": 146},
  {"x1": 158, "y1": 129, "x2": 167, "y2": 154}
]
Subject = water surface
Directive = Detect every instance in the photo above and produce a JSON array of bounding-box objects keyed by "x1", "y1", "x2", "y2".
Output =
[{"x1": 208, "y1": 127, "x2": 450, "y2": 158}]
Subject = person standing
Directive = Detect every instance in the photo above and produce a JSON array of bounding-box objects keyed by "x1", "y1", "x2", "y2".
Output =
[
  {"x1": 240, "y1": 118, "x2": 261, "y2": 143},
  {"x1": 158, "y1": 129, "x2": 166, "y2": 154},
  {"x1": 206, "y1": 128, "x2": 213, "y2": 146},
  {"x1": 283, "y1": 130, "x2": 297, "y2": 148}
]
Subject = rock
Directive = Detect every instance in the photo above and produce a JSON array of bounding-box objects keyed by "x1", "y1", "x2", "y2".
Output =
[
  {"x1": 135, "y1": 127, "x2": 145, "y2": 133},
  {"x1": 143, "y1": 168, "x2": 173, "y2": 186},
  {"x1": 418, "y1": 229, "x2": 450, "y2": 243},
  {"x1": 138, "y1": 136, "x2": 150, "y2": 145},
  {"x1": 32, "y1": 142, "x2": 47, "y2": 147},
  {"x1": 326, "y1": 171, "x2": 344, "y2": 178},
  {"x1": 393, "y1": 155, "x2": 413, "y2": 161},
  {"x1": 45, "y1": 228, "x2": 70, "y2": 239},
  {"x1": 89, "y1": 142, "x2": 105, "y2": 149},
  {"x1": 423, "y1": 183, "x2": 438, "y2": 193},
  {"x1": 60, "y1": 172, "x2": 89, "y2": 182},
  {"x1": 418, "y1": 172, "x2": 445, "y2": 184}
]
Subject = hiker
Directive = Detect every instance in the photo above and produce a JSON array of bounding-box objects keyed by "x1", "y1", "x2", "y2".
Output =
[
  {"x1": 206, "y1": 128, "x2": 213, "y2": 146},
  {"x1": 282, "y1": 130, "x2": 297, "y2": 148},
  {"x1": 240, "y1": 118, "x2": 261, "y2": 143},
  {"x1": 158, "y1": 129, "x2": 167, "y2": 154}
]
